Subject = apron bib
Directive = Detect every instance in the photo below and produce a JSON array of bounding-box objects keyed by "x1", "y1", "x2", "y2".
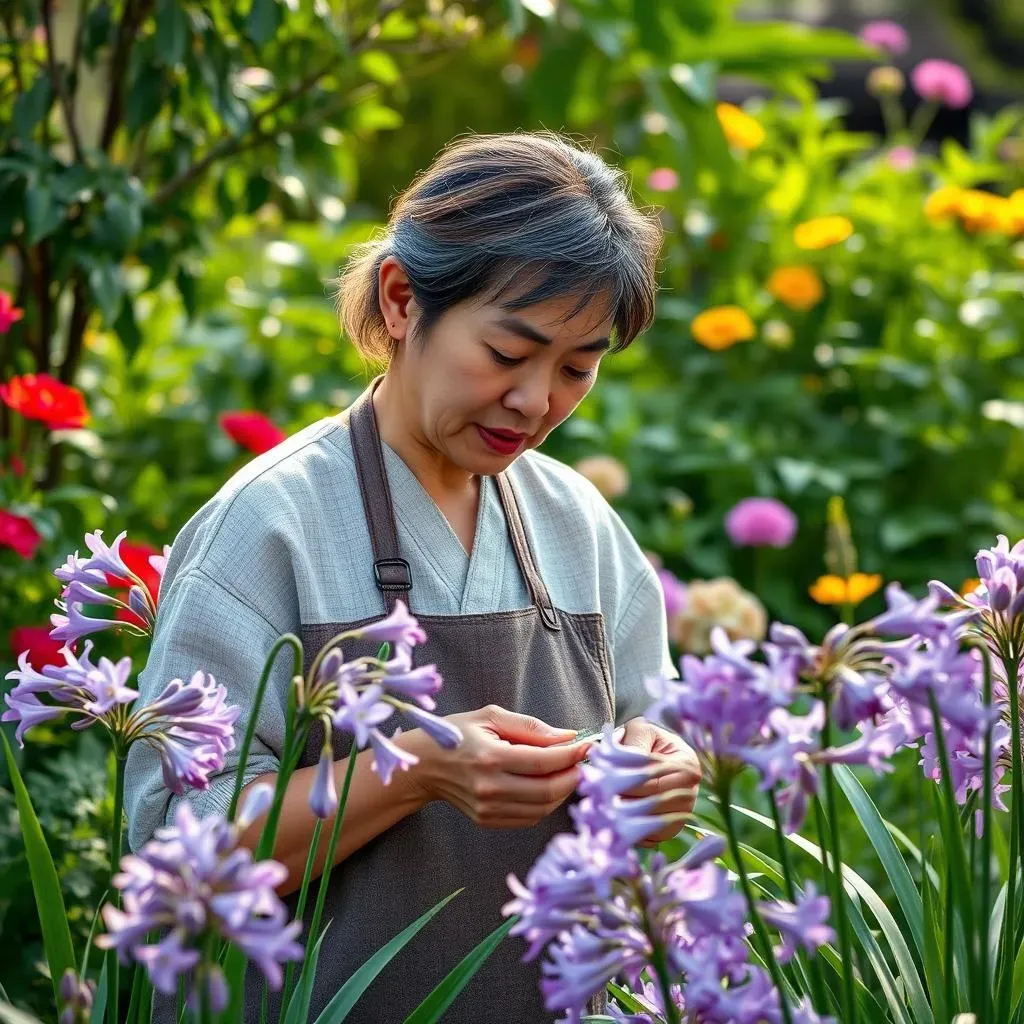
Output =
[{"x1": 255, "y1": 381, "x2": 615, "y2": 1021}]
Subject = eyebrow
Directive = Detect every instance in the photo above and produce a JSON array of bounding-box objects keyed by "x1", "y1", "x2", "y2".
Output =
[{"x1": 497, "y1": 316, "x2": 611, "y2": 353}]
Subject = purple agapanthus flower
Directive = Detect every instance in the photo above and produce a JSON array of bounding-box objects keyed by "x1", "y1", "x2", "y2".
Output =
[
  {"x1": 656, "y1": 568, "x2": 688, "y2": 621},
  {"x1": 58, "y1": 968, "x2": 96, "y2": 1024},
  {"x1": 757, "y1": 883, "x2": 835, "y2": 962},
  {"x1": 299, "y1": 602, "x2": 461, "y2": 796},
  {"x1": 51, "y1": 530, "x2": 162, "y2": 640},
  {"x1": 309, "y1": 744, "x2": 338, "y2": 819},
  {"x1": 97, "y1": 785, "x2": 303, "y2": 1003},
  {"x1": 4, "y1": 645, "x2": 239, "y2": 794},
  {"x1": 505, "y1": 727, "x2": 784, "y2": 1024}
]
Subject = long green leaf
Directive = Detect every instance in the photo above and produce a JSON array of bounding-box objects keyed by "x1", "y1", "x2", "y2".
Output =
[
  {"x1": 606, "y1": 981, "x2": 653, "y2": 1015},
  {"x1": 312, "y1": 888, "x2": 464, "y2": 1024},
  {"x1": 402, "y1": 915, "x2": 517, "y2": 1023},
  {"x1": 920, "y1": 842, "x2": 949, "y2": 1024},
  {"x1": 0, "y1": 1003, "x2": 44, "y2": 1024},
  {"x1": 90, "y1": 961, "x2": 108, "y2": 1024},
  {"x1": 1, "y1": 733, "x2": 76, "y2": 1007},
  {"x1": 282, "y1": 923, "x2": 331, "y2": 1024},
  {"x1": 834, "y1": 765, "x2": 925, "y2": 957}
]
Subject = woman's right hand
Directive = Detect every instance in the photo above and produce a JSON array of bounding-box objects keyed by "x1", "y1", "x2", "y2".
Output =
[{"x1": 410, "y1": 704, "x2": 595, "y2": 829}]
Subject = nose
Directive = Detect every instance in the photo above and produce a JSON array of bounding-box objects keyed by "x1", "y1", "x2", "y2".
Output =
[{"x1": 502, "y1": 372, "x2": 550, "y2": 422}]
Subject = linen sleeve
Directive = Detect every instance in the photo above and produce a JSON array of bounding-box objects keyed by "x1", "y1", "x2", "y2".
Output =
[
  {"x1": 123, "y1": 567, "x2": 293, "y2": 852},
  {"x1": 611, "y1": 560, "x2": 678, "y2": 727}
]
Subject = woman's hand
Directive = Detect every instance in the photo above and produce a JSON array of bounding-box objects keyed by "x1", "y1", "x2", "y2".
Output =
[
  {"x1": 617, "y1": 716, "x2": 701, "y2": 848},
  {"x1": 410, "y1": 704, "x2": 594, "y2": 829}
]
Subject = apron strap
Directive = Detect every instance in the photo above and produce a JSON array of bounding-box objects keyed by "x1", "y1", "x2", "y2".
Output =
[
  {"x1": 348, "y1": 379, "x2": 413, "y2": 613},
  {"x1": 494, "y1": 472, "x2": 561, "y2": 633}
]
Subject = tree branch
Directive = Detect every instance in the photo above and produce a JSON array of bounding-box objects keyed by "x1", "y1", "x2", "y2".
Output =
[
  {"x1": 42, "y1": 0, "x2": 85, "y2": 162},
  {"x1": 34, "y1": 243, "x2": 54, "y2": 373},
  {"x1": 71, "y1": 0, "x2": 91, "y2": 85},
  {"x1": 99, "y1": 0, "x2": 153, "y2": 152},
  {"x1": 58, "y1": 275, "x2": 90, "y2": 386}
]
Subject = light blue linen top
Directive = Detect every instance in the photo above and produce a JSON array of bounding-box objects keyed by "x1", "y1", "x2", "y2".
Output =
[{"x1": 123, "y1": 411, "x2": 675, "y2": 852}]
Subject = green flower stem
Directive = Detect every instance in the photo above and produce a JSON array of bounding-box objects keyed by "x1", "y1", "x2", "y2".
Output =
[
  {"x1": 108, "y1": 753, "x2": 126, "y2": 1024},
  {"x1": 997, "y1": 654, "x2": 1022, "y2": 1017},
  {"x1": 978, "y1": 646, "x2": 995, "y2": 1024},
  {"x1": 279, "y1": 818, "x2": 324, "y2": 1012},
  {"x1": 228, "y1": 635, "x2": 303, "y2": 823},
  {"x1": 720, "y1": 786, "x2": 794, "y2": 1024},
  {"x1": 308, "y1": 748, "x2": 359, "y2": 948},
  {"x1": 820, "y1": 705, "x2": 858, "y2": 1024},
  {"x1": 908, "y1": 99, "x2": 939, "y2": 147},
  {"x1": 768, "y1": 789, "x2": 831, "y2": 1016}
]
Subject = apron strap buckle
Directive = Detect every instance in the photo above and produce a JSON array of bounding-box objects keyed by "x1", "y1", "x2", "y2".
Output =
[{"x1": 374, "y1": 557, "x2": 413, "y2": 596}]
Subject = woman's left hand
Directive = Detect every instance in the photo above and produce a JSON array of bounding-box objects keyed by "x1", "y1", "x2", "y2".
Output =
[{"x1": 617, "y1": 717, "x2": 701, "y2": 848}]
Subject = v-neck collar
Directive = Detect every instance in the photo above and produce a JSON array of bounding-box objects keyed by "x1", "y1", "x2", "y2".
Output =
[{"x1": 381, "y1": 442, "x2": 504, "y2": 611}]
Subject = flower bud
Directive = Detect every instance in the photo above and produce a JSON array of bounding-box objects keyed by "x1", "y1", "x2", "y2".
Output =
[
  {"x1": 762, "y1": 319, "x2": 793, "y2": 350},
  {"x1": 867, "y1": 66, "x2": 905, "y2": 97}
]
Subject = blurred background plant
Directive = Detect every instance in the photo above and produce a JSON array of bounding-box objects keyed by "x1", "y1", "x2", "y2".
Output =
[{"x1": 1, "y1": 0, "x2": 1022, "y2": 1015}]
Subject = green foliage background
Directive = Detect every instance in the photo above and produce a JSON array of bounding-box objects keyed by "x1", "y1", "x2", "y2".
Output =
[{"x1": 0, "y1": 0, "x2": 1022, "y2": 1014}]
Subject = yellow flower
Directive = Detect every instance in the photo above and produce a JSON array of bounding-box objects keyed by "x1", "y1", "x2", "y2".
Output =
[
  {"x1": 691, "y1": 306, "x2": 756, "y2": 351},
  {"x1": 1010, "y1": 189, "x2": 1024, "y2": 234},
  {"x1": 959, "y1": 578, "x2": 982, "y2": 597},
  {"x1": 793, "y1": 216, "x2": 853, "y2": 250},
  {"x1": 924, "y1": 186, "x2": 966, "y2": 222},
  {"x1": 766, "y1": 265, "x2": 824, "y2": 311},
  {"x1": 715, "y1": 103, "x2": 765, "y2": 150},
  {"x1": 809, "y1": 573, "x2": 883, "y2": 606}
]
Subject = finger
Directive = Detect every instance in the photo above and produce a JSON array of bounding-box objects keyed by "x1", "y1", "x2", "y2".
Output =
[
  {"x1": 485, "y1": 706, "x2": 578, "y2": 746},
  {"x1": 488, "y1": 763, "x2": 583, "y2": 805},
  {"x1": 500, "y1": 738, "x2": 595, "y2": 776}
]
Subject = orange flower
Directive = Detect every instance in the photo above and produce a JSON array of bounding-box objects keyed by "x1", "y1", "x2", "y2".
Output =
[
  {"x1": 0, "y1": 373, "x2": 89, "y2": 429},
  {"x1": 766, "y1": 265, "x2": 824, "y2": 311},
  {"x1": 1010, "y1": 189, "x2": 1024, "y2": 234},
  {"x1": 957, "y1": 190, "x2": 1014, "y2": 234},
  {"x1": 809, "y1": 573, "x2": 882, "y2": 606},
  {"x1": 793, "y1": 216, "x2": 853, "y2": 250},
  {"x1": 923, "y1": 185, "x2": 965, "y2": 222},
  {"x1": 959, "y1": 578, "x2": 982, "y2": 596},
  {"x1": 715, "y1": 103, "x2": 765, "y2": 150},
  {"x1": 691, "y1": 306, "x2": 756, "y2": 351}
]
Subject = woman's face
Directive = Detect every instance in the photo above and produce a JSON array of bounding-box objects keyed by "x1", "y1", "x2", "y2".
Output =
[{"x1": 383, "y1": 265, "x2": 614, "y2": 476}]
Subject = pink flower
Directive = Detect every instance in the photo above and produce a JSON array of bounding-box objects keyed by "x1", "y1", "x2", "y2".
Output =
[
  {"x1": 911, "y1": 60, "x2": 973, "y2": 109},
  {"x1": 0, "y1": 509, "x2": 41, "y2": 559},
  {"x1": 646, "y1": 168, "x2": 679, "y2": 192},
  {"x1": 656, "y1": 568, "x2": 688, "y2": 620},
  {"x1": 887, "y1": 145, "x2": 917, "y2": 171},
  {"x1": 859, "y1": 20, "x2": 909, "y2": 56},
  {"x1": 0, "y1": 293, "x2": 24, "y2": 334},
  {"x1": 725, "y1": 497, "x2": 797, "y2": 549}
]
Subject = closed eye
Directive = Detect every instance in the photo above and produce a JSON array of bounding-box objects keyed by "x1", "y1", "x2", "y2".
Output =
[
  {"x1": 487, "y1": 346, "x2": 525, "y2": 368},
  {"x1": 564, "y1": 366, "x2": 595, "y2": 382}
]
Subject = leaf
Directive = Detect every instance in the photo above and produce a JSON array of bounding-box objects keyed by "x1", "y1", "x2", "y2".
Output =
[
  {"x1": 282, "y1": 923, "x2": 330, "y2": 1024},
  {"x1": 358, "y1": 51, "x2": 401, "y2": 86},
  {"x1": 85, "y1": 259, "x2": 125, "y2": 326},
  {"x1": 89, "y1": 960, "x2": 108, "y2": 1024},
  {"x1": 833, "y1": 766, "x2": 925, "y2": 958},
  {"x1": 176, "y1": 266, "x2": 197, "y2": 320},
  {"x1": 245, "y1": 0, "x2": 282, "y2": 47},
  {"x1": 1, "y1": 733, "x2": 77, "y2": 1009},
  {"x1": 312, "y1": 888, "x2": 463, "y2": 1023},
  {"x1": 920, "y1": 841, "x2": 949, "y2": 1024},
  {"x1": 25, "y1": 182, "x2": 65, "y2": 245},
  {"x1": 606, "y1": 981, "x2": 651, "y2": 1014},
  {"x1": 0, "y1": 1002, "x2": 45, "y2": 1024},
  {"x1": 156, "y1": 0, "x2": 190, "y2": 65},
  {"x1": 403, "y1": 915, "x2": 518, "y2": 1024},
  {"x1": 13, "y1": 75, "x2": 53, "y2": 141}
]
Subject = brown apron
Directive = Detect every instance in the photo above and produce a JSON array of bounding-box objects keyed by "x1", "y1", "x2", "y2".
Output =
[{"x1": 254, "y1": 382, "x2": 615, "y2": 1022}]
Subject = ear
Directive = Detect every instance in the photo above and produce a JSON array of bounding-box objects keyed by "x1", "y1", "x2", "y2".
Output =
[{"x1": 379, "y1": 256, "x2": 415, "y2": 342}]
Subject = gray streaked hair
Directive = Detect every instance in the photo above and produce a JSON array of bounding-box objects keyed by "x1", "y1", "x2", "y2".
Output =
[{"x1": 335, "y1": 131, "x2": 663, "y2": 362}]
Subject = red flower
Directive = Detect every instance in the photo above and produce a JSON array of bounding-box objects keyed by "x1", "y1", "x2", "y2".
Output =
[
  {"x1": 0, "y1": 455, "x2": 25, "y2": 477},
  {"x1": 106, "y1": 540, "x2": 163, "y2": 628},
  {"x1": 9, "y1": 626, "x2": 64, "y2": 667},
  {"x1": 220, "y1": 411, "x2": 287, "y2": 454},
  {"x1": 0, "y1": 292, "x2": 24, "y2": 334},
  {"x1": 0, "y1": 509, "x2": 41, "y2": 559},
  {"x1": 0, "y1": 373, "x2": 89, "y2": 429}
]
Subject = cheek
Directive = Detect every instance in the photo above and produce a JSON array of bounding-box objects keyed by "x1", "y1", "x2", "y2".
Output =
[{"x1": 542, "y1": 381, "x2": 592, "y2": 432}]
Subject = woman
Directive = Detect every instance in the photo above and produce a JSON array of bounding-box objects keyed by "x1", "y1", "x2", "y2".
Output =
[{"x1": 125, "y1": 131, "x2": 700, "y2": 1022}]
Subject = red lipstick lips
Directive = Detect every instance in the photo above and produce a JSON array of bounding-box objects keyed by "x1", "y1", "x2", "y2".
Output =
[{"x1": 476, "y1": 425, "x2": 526, "y2": 456}]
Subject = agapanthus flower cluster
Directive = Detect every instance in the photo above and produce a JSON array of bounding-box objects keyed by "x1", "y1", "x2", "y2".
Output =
[
  {"x1": 58, "y1": 968, "x2": 95, "y2": 1024},
  {"x1": 3, "y1": 641, "x2": 238, "y2": 793},
  {"x1": 503, "y1": 728, "x2": 834, "y2": 1023},
  {"x1": 299, "y1": 601, "x2": 462, "y2": 815},
  {"x1": 53, "y1": 529, "x2": 168, "y2": 642},
  {"x1": 97, "y1": 784, "x2": 303, "y2": 1011}
]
